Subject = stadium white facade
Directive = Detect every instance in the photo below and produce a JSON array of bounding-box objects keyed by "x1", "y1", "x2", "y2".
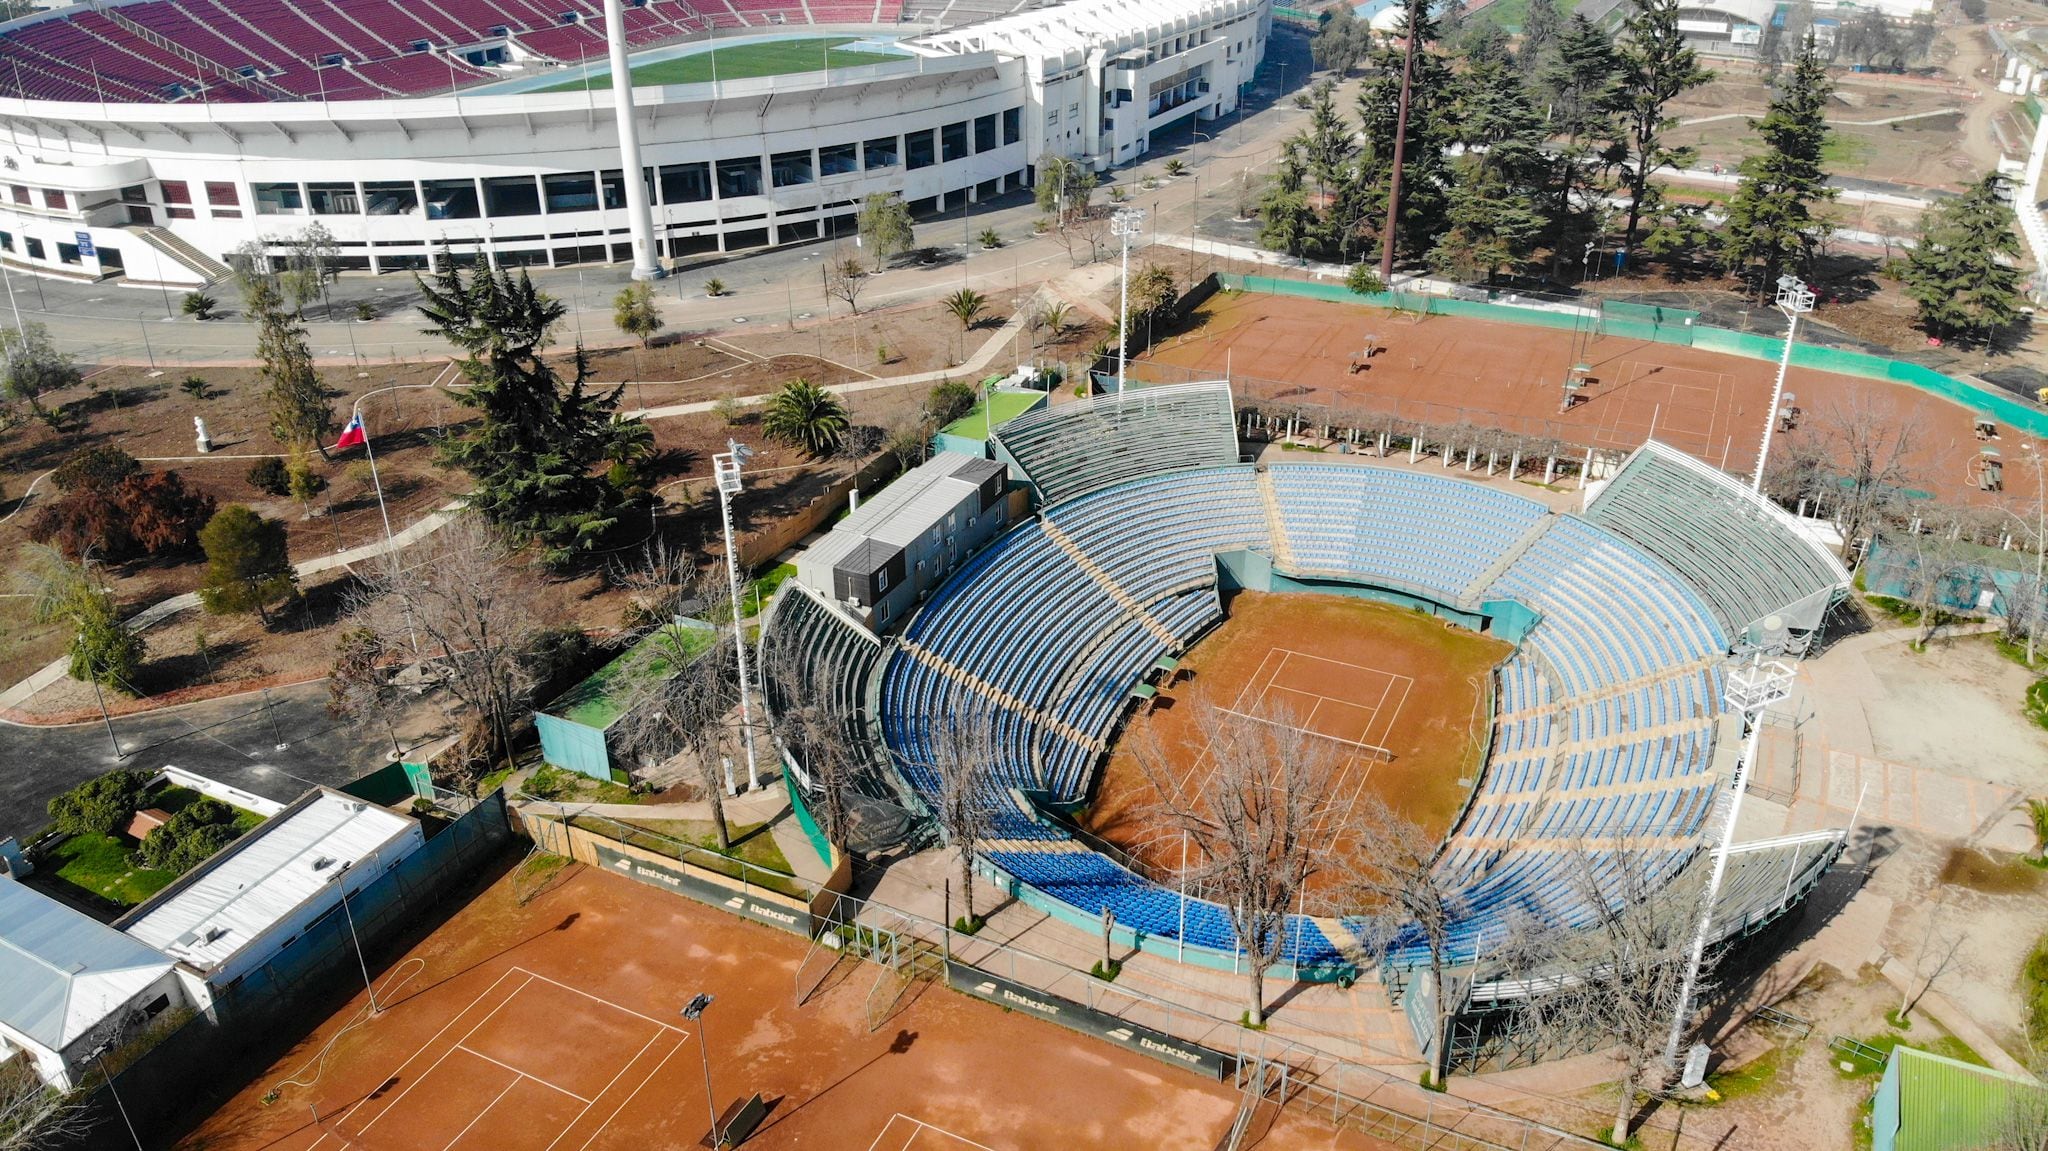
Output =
[{"x1": 0, "y1": 0, "x2": 1267, "y2": 288}]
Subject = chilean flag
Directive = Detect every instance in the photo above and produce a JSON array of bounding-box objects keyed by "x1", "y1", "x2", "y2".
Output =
[{"x1": 334, "y1": 412, "x2": 367, "y2": 452}]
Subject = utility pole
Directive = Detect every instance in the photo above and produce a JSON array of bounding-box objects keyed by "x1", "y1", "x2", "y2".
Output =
[
  {"x1": 1378, "y1": 0, "x2": 1422, "y2": 285},
  {"x1": 1111, "y1": 207, "x2": 1144, "y2": 394}
]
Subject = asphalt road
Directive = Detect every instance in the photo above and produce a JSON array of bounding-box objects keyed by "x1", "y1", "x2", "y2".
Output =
[{"x1": 0, "y1": 680, "x2": 393, "y2": 843}]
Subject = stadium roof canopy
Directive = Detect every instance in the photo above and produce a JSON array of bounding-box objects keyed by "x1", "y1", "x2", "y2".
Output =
[
  {"x1": 915, "y1": 0, "x2": 1259, "y2": 64},
  {"x1": 0, "y1": 877, "x2": 175, "y2": 1051},
  {"x1": 123, "y1": 789, "x2": 415, "y2": 973},
  {"x1": 991, "y1": 379, "x2": 1238, "y2": 506},
  {"x1": 1582, "y1": 441, "x2": 1850, "y2": 639}
]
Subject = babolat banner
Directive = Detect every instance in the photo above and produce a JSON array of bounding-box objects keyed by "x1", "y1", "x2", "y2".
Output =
[
  {"x1": 590, "y1": 842, "x2": 810, "y2": 936},
  {"x1": 944, "y1": 960, "x2": 1230, "y2": 1078}
]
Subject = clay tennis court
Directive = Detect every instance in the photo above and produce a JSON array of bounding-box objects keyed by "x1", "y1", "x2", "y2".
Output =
[
  {"x1": 1140, "y1": 290, "x2": 2006, "y2": 502},
  {"x1": 176, "y1": 857, "x2": 1394, "y2": 1151},
  {"x1": 1085, "y1": 592, "x2": 1510, "y2": 889}
]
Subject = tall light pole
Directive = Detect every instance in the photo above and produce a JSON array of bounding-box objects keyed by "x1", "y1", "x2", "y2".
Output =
[
  {"x1": 1111, "y1": 206, "x2": 1144, "y2": 395},
  {"x1": 330, "y1": 859, "x2": 380, "y2": 1013},
  {"x1": 2019, "y1": 442, "x2": 2045, "y2": 666},
  {"x1": 344, "y1": 381, "x2": 437, "y2": 658},
  {"x1": 713, "y1": 441, "x2": 760, "y2": 791},
  {"x1": 1664, "y1": 653, "x2": 1793, "y2": 1069},
  {"x1": 1751, "y1": 274, "x2": 1815, "y2": 493},
  {"x1": 682, "y1": 994, "x2": 719, "y2": 1147}
]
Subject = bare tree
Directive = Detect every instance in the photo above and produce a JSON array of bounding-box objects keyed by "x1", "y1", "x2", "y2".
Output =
[
  {"x1": 0, "y1": 1059, "x2": 94, "y2": 1151},
  {"x1": 1133, "y1": 699, "x2": 1353, "y2": 1026},
  {"x1": 1892, "y1": 886, "x2": 1967, "y2": 1024},
  {"x1": 922, "y1": 704, "x2": 1000, "y2": 930},
  {"x1": 613, "y1": 629, "x2": 743, "y2": 850},
  {"x1": 824, "y1": 257, "x2": 869, "y2": 315},
  {"x1": 1988, "y1": 1079, "x2": 2048, "y2": 1151},
  {"x1": 328, "y1": 624, "x2": 407, "y2": 759},
  {"x1": 344, "y1": 515, "x2": 542, "y2": 782},
  {"x1": 1796, "y1": 395, "x2": 1921, "y2": 560},
  {"x1": 1495, "y1": 848, "x2": 1712, "y2": 1145},
  {"x1": 1885, "y1": 503, "x2": 1977, "y2": 647},
  {"x1": 1342, "y1": 793, "x2": 1470, "y2": 1085}
]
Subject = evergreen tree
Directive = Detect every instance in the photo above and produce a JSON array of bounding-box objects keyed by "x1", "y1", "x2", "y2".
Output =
[
  {"x1": 1346, "y1": 0, "x2": 1458, "y2": 266},
  {"x1": 418, "y1": 261, "x2": 642, "y2": 567},
  {"x1": 856, "y1": 192, "x2": 916, "y2": 271},
  {"x1": 1902, "y1": 172, "x2": 2025, "y2": 345},
  {"x1": 1258, "y1": 139, "x2": 1317, "y2": 260},
  {"x1": 198, "y1": 504, "x2": 298, "y2": 624},
  {"x1": 1616, "y1": 0, "x2": 1712, "y2": 261},
  {"x1": 252, "y1": 283, "x2": 335, "y2": 457},
  {"x1": 1518, "y1": 0, "x2": 1561, "y2": 75},
  {"x1": 1721, "y1": 32, "x2": 1835, "y2": 296},
  {"x1": 1537, "y1": 15, "x2": 1628, "y2": 275},
  {"x1": 1435, "y1": 34, "x2": 1547, "y2": 281}
]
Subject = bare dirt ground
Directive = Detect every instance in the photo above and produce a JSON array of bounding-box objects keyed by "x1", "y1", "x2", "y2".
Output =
[
  {"x1": 1856, "y1": 634, "x2": 2048, "y2": 789},
  {"x1": 176, "y1": 860, "x2": 1397, "y2": 1151}
]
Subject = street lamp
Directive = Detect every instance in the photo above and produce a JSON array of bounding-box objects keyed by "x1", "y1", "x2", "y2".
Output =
[
  {"x1": 1751, "y1": 274, "x2": 1815, "y2": 493},
  {"x1": 1111, "y1": 207, "x2": 1144, "y2": 395},
  {"x1": 1664, "y1": 653, "x2": 1794, "y2": 1069},
  {"x1": 329, "y1": 859, "x2": 380, "y2": 1014},
  {"x1": 681, "y1": 993, "x2": 719, "y2": 1148},
  {"x1": 712, "y1": 441, "x2": 761, "y2": 791}
]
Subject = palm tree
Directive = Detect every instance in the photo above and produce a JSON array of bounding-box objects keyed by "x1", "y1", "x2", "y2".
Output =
[
  {"x1": 944, "y1": 288, "x2": 987, "y2": 330},
  {"x1": 1037, "y1": 300, "x2": 1074, "y2": 340},
  {"x1": 761, "y1": 377, "x2": 849, "y2": 458}
]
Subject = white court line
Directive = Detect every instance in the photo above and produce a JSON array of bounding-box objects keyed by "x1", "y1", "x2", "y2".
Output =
[
  {"x1": 454, "y1": 1044, "x2": 592, "y2": 1103},
  {"x1": 1372, "y1": 675, "x2": 1414, "y2": 751},
  {"x1": 439, "y1": 1072, "x2": 524, "y2": 1151},
  {"x1": 867, "y1": 1113, "x2": 998, "y2": 1151},
  {"x1": 567, "y1": 1031, "x2": 687, "y2": 1151},
  {"x1": 511, "y1": 966, "x2": 689, "y2": 1034},
  {"x1": 322, "y1": 967, "x2": 529, "y2": 1142},
  {"x1": 356, "y1": 973, "x2": 538, "y2": 1135}
]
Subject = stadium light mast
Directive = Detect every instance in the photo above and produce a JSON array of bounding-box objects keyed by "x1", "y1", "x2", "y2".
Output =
[
  {"x1": 601, "y1": 0, "x2": 664, "y2": 281},
  {"x1": 1664, "y1": 652, "x2": 1794, "y2": 1070},
  {"x1": 1751, "y1": 274, "x2": 1814, "y2": 493},
  {"x1": 714, "y1": 440, "x2": 761, "y2": 791},
  {"x1": 1111, "y1": 206, "x2": 1144, "y2": 394}
]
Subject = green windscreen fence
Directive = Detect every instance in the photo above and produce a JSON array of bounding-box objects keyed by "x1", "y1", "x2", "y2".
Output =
[{"x1": 1217, "y1": 275, "x2": 2048, "y2": 439}]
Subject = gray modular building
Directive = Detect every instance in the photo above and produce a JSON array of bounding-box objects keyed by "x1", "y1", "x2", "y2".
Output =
[{"x1": 796, "y1": 452, "x2": 1010, "y2": 631}]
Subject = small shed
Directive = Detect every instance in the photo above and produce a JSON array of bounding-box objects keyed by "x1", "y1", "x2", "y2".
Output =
[
  {"x1": 534, "y1": 621, "x2": 718, "y2": 780},
  {"x1": 126, "y1": 808, "x2": 171, "y2": 841},
  {"x1": 1872, "y1": 1045, "x2": 2046, "y2": 1151}
]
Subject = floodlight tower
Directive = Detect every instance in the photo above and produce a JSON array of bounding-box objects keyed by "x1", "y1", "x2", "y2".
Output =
[
  {"x1": 714, "y1": 440, "x2": 761, "y2": 791},
  {"x1": 1664, "y1": 650, "x2": 1795, "y2": 1068},
  {"x1": 1752, "y1": 274, "x2": 1815, "y2": 493},
  {"x1": 1111, "y1": 206, "x2": 1145, "y2": 395}
]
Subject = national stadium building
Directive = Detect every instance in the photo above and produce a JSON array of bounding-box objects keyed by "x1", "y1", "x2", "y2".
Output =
[{"x1": 0, "y1": 0, "x2": 1267, "y2": 287}]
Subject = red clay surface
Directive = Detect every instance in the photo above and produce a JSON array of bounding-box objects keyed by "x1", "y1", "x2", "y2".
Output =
[
  {"x1": 1142, "y1": 291, "x2": 2012, "y2": 507},
  {"x1": 1085, "y1": 593, "x2": 1508, "y2": 893},
  {"x1": 178, "y1": 859, "x2": 1393, "y2": 1151}
]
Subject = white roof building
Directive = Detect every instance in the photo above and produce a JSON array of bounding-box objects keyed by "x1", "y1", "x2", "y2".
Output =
[
  {"x1": 0, "y1": 878, "x2": 185, "y2": 1089},
  {"x1": 121, "y1": 789, "x2": 423, "y2": 986}
]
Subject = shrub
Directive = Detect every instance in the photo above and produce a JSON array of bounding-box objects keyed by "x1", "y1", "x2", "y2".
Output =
[
  {"x1": 181, "y1": 292, "x2": 217, "y2": 321},
  {"x1": 50, "y1": 446, "x2": 139, "y2": 493},
  {"x1": 711, "y1": 393, "x2": 745, "y2": 425},
  {"x1": 179, "y1": 376, "x2": 209, "y2": 400},
  {"x1": 703, "y1": 278, "x2": 726, "y2": 298},
  {"x1": 247, "y1": 456, "x2": 291, "y2": 496},
  {"x1": 136, "y1": 798, "x2": 240, "y2": 872},
  {"x1": 29, "y1": 463, "x2": 213, "y2": 561},
  {"x1": 353, "y1": 299, "x2": 374, "y2": 322},
  {"x1": 977, "y1": 227, "x2": 1003, "y2": 249},
  {"x1": 925, "y1": 378, "x2": 977, "y2": 426},
  {"x1": 47, "y1": 770, "x2": 153, "y2": 837}
]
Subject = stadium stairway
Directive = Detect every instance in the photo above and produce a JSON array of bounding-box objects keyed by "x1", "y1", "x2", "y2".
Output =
[
  {"x1": 1458, "y1": 515, "x2": 1559, "y2": 607},
  {"x1": 1254, "y1": 469, "x2": 1297, "y2": 570},
  {"x1": 896, "y1": 638, "x2": 1105, "y2": 753},
  {"x1": 1037, "y1": 515, "x2": 1179, "y2": 649}
]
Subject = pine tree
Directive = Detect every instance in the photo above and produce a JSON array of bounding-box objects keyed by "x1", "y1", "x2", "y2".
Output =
[
  {"x1": 198, "y1": 504, "x2": 298, "y2": 624},
  {"x1": 251, "y1": 283, "x2": 335, "y2": 457},
  {"x1": 1616, "y1": 0, "x2": 1712, "y2": 261},
  {"x1": 1346, "y1": 0, "x2": 1457, "y2": 267},
  {"x1": 1518, "y1": 0, "x2": 1561, "y2": 75},
  {"x1": 1435, "y1": 34, "x2": 1547, "y2": 281},
  {"x1": 1259, "y1": 139, "x2": 1317, "y2": 261},
  {"x1": 1902, "y1": 172, "x2": 2025, "y2": 346},
  {"x1": 1537, "y1": 16, "x2": 1628, "y2": 275},
  {"x1": 417, "y1": 260, "x2": 643, "y2": 567},
  {"x1": 1721, "y1": 32, "x2": 1835, "y2": 297}
]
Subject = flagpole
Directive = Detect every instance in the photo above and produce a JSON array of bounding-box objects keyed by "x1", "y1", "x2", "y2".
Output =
[{"x1": 347, "y1": 382, "x2": 436, "y2": 656}]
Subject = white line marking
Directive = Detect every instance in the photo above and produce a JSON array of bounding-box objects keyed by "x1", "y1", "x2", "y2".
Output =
[
  {"x1": 454, "y1": 1045, "x2": 592, "y2": 1103},
  {"x1": 865, "y1": 1114, "x2": 998, "y2": 1151},
  {"x1": 510, "y1": 966, "x2": 688, "y2": 1034},
  {"x1": 357, "y1": 973, "x2": 537, "y2": 1135},
  {"x1": 439, "y1": 1069, "x2": 524, "y2": 1151},
  {"x1": 329, "y1": 968, "x2": 526, "y2": 1134},
  {"x1": 569, "y1": 1031, "x2": 686, "y2": 1151}
]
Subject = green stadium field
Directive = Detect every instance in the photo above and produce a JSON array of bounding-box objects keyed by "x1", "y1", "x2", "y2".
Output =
[{"x1": 540, "y1": 36, "x2": 902, "y2": 90}]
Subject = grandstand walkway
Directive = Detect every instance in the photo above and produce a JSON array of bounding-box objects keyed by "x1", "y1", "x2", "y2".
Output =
[
  {"x1": 1036, "y1": 515, "x2": 1179, "y2": 648},
  {"x1": 1254, "y1": 468, "x2": 1297, "y2": 569},
  {"x1": 1460, "y1": 516, "x2": 1557, "y2": 607},
  {"x1": 896, "y1": 638, "x2": 1104, "y2": 752}
]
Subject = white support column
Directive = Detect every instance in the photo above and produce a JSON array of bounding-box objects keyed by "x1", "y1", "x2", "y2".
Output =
[{"x1": 602, "y1": 0, "x2": 663, "y2": 281}]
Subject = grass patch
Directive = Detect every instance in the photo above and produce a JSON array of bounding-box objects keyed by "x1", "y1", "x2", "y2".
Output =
[
  {"x1": 2026, "y1": 934, "x2": 2048, "y2": 1045},
  {"x1": 539, "y1": 36, "x2": 902, "y2": 91},
  {"x1": 1705, "y1": 1043, "x2": 1787, "y2": 1103},
  {"x1": 1835, "y1": 1028, "x2": 1987, "y2": 1078},
  {"x1": 1822, "y1": 134, "x2": 1870, "y2": 168},
  {"x1": 1938, "y1": 846, "x2": 2041, "y2": 894},
  {"x1": 744, "y1": 562, "x2": 797, "y2": 614},
  {"x1": 44, "y1": 832, "x2": 180, "y2": 906},
  {"x1": 2026, "y1": 678, "x2": 2048, "y2": 733},
  {"x1": 582, "y1": 815, "x2": 807, "y2": 898},
  {"x1": 526, "y1": 763, "x2": 639, "y2": 805},
  {"x1": 1992, "y1": 634, "x2": 2045, "y2": 673},
  {"x1": 1865, "y1": 594, "x2": 1923, "y2": 625}
]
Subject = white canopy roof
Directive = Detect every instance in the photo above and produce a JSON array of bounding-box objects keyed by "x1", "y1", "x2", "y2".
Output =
[{"x1": 0, "y1": 878, "x2": 173, "y2": 1052}]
